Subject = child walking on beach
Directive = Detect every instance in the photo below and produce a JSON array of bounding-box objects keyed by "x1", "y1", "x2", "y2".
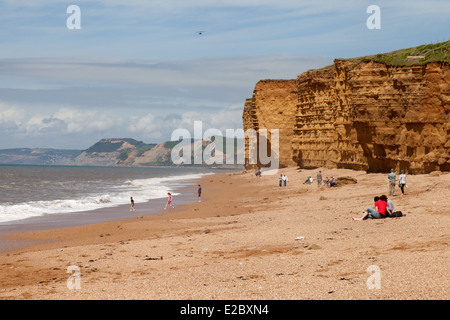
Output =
[
  {"x1": 130, "y1": 197, "x2": 135, "y2": 212},
  {"x1": 164, "y1": 193, "x2": 175, "y2": 210}
]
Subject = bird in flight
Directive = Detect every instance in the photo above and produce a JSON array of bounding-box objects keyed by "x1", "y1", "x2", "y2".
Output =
[{"x1": 196, "y1": 30, "x2": 207, "y2": 35}]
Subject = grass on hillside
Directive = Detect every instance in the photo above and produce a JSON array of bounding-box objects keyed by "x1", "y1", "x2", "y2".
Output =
[{"x1": 346, "y1": 40, "x2": 450, "y2": 66}]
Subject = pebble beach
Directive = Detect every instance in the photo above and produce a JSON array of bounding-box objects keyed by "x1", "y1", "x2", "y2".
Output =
[{"x1": 0, "y1": 167, "x2": 448, "y2": 300}]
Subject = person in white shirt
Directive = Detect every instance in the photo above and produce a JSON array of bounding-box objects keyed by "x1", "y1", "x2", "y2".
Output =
[
  {"x1": 398, "y1": 170, "x2": 407, "y2": 195},
  {"x1": 282, "y1": 174, "x2": 288, "y2": 187}
]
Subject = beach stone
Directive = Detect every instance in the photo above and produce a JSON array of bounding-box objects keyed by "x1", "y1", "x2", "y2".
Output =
[{"x1": 429, "y1": 171, "x2": 441, "y2": 176}]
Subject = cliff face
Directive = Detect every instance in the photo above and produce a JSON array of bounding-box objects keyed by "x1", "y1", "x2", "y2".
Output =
[
  {"x1": 243, "y1": 80, "x2": 298, "y2": 168},
  {"x1": 243, "y1": 60, "x2": 450, "y2": 173}
]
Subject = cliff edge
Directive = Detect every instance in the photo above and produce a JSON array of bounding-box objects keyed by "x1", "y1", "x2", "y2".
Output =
[{"x1": 243, "y1": 41, "x2": 450, "y2": 173}]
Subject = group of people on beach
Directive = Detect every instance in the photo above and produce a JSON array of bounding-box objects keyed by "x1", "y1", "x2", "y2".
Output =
[
  {"x1": 315, "y1": 171, "x2": 337, "y2": 188},
  {"x1": 278, "y1": 174, "x2": 288, "y2": 187},
  {"x1": 278, "y1": 171, "x2": 336, "y2": 188},
  {"x1": 129, "y1": 184, "x2": 203, "y2": 212},
  {"x1": 352, "y1": 194, "x2": 400, "y2": 220},
  {"x1": 353, "y1": 168, "x2": 407, "y2": 221},
  {"x1": 129, "y1": 167, "x2": 408, "y2": 220},
  {"x1": 302, "y1": 171, "x2": 336, "y2": 188},
  {"x1": 272, "y1": 167, "x2": 407, "y2": 222},
  {"x1": 388, "y1": 169, "x2": 407, "y2": 196}
]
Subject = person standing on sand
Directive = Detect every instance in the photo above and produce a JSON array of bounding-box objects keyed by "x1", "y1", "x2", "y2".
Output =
[
  {"x1": 164, "y1": 193, "x2": 175, "y2": 210},
  {"x1": 398, "y1": 170, "x2": 407, "y2": 195},
  {"x1": 130, "y1": 197, "x2": 135, "y2": 212},
  {"x1": 197, "y1": 184, "x2": 202, "y2": 202},
  {"x1": 279, "y1": 174, "x2": 283, "y2": 187},
  {"x1": 317, "y1": 171, "x2": 322, "y2": 187},
  {"x1": 283, "y1": 174, "x2": 288, "y2": 187},
  {"x1": 388, "y1": 169, "x2": 396, "y2": 196}
]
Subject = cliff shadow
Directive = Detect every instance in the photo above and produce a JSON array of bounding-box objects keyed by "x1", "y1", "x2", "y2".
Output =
[{"x1": 354, "y1": 123, "x2": 399, "y2": 173}]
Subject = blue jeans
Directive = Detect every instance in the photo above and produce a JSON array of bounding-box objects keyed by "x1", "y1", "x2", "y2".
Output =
[{"x1": 366, "y1": 208, "x2": 381, "y2": 219}]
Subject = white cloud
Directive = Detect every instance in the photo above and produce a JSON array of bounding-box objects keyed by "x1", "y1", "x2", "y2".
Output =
[
  {"x1": 0, "y1": 103, "x2": 26, "y2": 122},
  {"x1": 0, "y1": 103, "x2": 27, "y2": 134},
  {"x1": 15, "y1": 107, "x2": 118, "y2": 137},
  {"x1": 57, "y1": 108, "x2": 118, "y2": 134},
  {"x1": 0, "y1": 52, "x2": 329, "y2": 148},
  {"x1": 168, "y1": 103, "x2": 244, "y2": 138},
  {"x1": 127, "y1": 113, "x2": 165, "y2": 140}
]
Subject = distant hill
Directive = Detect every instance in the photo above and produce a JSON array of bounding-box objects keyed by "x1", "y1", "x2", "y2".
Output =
[
  {"x1": 75, "y1": 138, "x2": 159, "y2": 167},
  {"x1": 0, "y1": 137, "x2": 244, "y2": 168},
  {"x1": 0, "y1": 148, "x2": 81, "y2": 166},
  {"x1": 84, "y1": 138, "x2": 155, "y2": 154}
]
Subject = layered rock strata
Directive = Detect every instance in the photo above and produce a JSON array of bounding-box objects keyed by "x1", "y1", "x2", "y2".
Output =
[
  {"x1": 243, "y1": 80, "x2": 298, "y2": 168},
  {"x1": 243, "y1": 60, "x2": 449, "y2": 173}
]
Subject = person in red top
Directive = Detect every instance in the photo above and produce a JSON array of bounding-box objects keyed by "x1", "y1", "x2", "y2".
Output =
[{"x1": 352, "y1": 196, "x2": 387, "y2": 221}]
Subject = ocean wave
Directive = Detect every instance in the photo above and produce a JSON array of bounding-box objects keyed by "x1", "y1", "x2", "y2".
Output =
[{"x1": 0, "y1": 170, "x2": 214, "y2": 223}]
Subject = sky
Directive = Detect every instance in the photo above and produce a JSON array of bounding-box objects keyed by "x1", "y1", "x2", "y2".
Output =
[{"x1": 0, "y1": 0, "x2": 449, "y2": 149}]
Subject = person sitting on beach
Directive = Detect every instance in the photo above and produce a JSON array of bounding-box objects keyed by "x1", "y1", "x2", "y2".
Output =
[
  {"x1": 352, "y1": 196, "x2": 388, "y2": 220},
  {"x1": 322, "y1": 177, "x2": 329, "y2": 187},
  {"x1": 381, "y1": 194, "x2": 394, "y2": 217},
  {"x1": 164, "y1": 193, "x2": 175, "y2": 210},
  {"x1": 303, "y1": 176, "x2": 313, "y2": 184},
  {"x1": 330, "y1": 177, "x2": 337, "y2": 187}
]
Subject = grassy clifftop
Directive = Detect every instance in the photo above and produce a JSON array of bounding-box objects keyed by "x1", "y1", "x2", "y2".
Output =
[{"x1": 345, "y1": 40, "x2": 449, "y2": 66}]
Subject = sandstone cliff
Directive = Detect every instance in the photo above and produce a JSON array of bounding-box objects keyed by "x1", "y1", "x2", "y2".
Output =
[
  {"x1": 243, "y1": 80, "x2": 298, "y2": 168},
  {"x1": 243, "y1": 44, "x2": 450, "y2": 173}
]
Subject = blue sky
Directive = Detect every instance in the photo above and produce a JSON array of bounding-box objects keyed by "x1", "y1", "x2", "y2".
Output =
[{"x1": 0, "y1": 0, "x2": 449, "y2": 149}]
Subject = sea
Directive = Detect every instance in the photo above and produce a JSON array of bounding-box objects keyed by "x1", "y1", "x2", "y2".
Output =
[{"x1": 0, "y1": 165, "x2": 236, "y2": 231}]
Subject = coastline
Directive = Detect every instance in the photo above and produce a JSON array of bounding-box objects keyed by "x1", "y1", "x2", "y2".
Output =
[
  {"x1": 0, "y1": 167, "x2": 448, "y2": 300},
  {"x1": 0, "y1": 177, "x2": 202, "y2": 236},
  {"x1": 0, "y1": 169, "x2": 229, "y2": 252}
]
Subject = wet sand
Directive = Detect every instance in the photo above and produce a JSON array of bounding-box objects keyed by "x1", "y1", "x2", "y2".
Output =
[{"x1": 0, "y1": 167, "x2": 448, "y2": 300}]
